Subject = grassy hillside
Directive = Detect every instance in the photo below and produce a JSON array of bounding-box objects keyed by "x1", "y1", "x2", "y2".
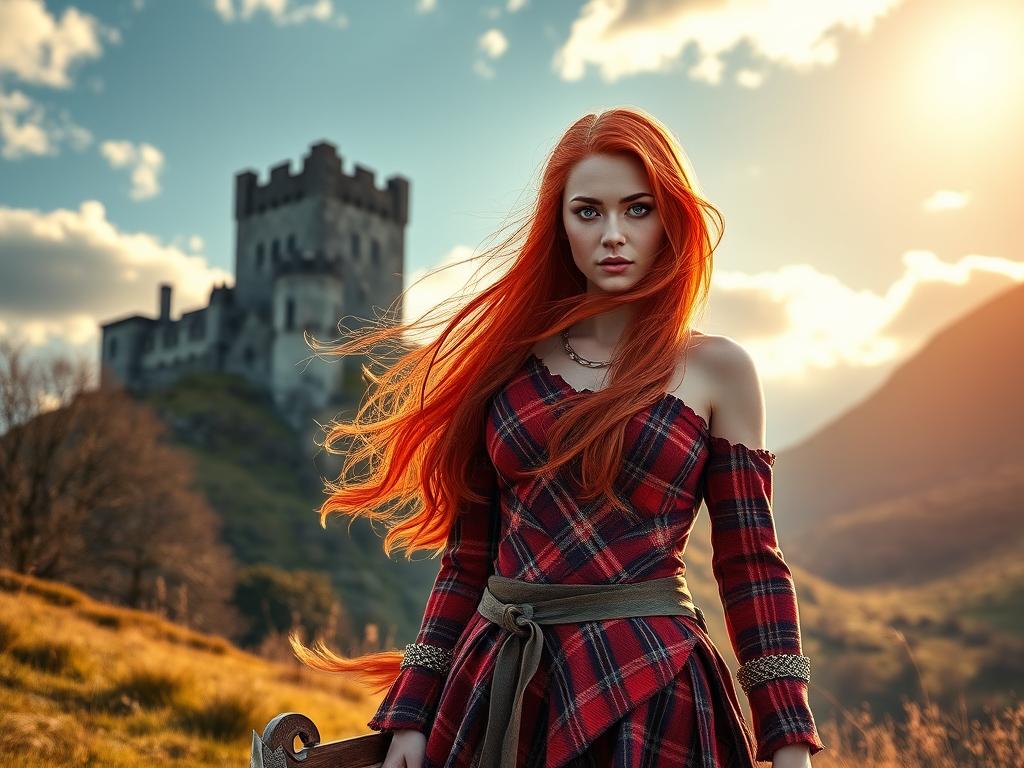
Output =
[
  {"x1": 141, "y1": 370, "x2": 440, "y2": 649},
  {"x1": 0, "y1": 568, "x2": 380, "y2": 767},
  {"x1": 2, "y1": 567, "x2": 1021, "y2": 768},
  {"x1": 685, "y1": 514, "x2": 1024, "y2": 724},
  {"x1": 140, "y1": 370, "x2": 1022, "y2": 725}
]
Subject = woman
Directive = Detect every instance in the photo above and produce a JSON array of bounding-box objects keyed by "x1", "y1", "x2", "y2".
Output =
[{"x1": 292, "y1": 107, "x2": 826, "y2": 767}]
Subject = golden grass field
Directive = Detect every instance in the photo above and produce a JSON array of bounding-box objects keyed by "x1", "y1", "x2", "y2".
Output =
[
  {"x1": 0, "y1": 569, "x2": 380, "y2": 767},
  {"x1": 0, "y1": 568, "x2": 1020, "y2": 767}
]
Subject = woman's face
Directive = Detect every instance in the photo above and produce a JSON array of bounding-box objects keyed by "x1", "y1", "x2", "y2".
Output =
[{"x1": 561, "y1": 152, "x2": 666, "y2": 293}]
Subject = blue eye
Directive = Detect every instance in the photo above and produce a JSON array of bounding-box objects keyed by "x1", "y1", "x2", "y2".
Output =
[{"x1": 574, "y1": 203, "x2": 652, "y2": 220}]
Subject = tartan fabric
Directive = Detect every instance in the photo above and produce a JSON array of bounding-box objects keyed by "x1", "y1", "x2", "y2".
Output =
[
  {"x1": 368, "y1": 352, "x2": 825, "y2": 766},
  {"x1": 702, "y1": 435, "x2": 825, "y2": 762}
]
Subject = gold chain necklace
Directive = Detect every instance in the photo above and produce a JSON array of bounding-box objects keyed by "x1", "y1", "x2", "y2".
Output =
[{"x1": 559, "y1": 328, "x2": 610, "y2": 369}]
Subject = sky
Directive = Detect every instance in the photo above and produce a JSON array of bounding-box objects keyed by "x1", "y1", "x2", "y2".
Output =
[{"x1": 0, "y1": 0, "x2": 1022, "y2": 448}]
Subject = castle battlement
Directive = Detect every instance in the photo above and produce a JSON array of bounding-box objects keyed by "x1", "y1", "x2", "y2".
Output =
[
  {"x1": 100, "y1": 138, "x2": 406, "y2": 431},
  {"x1": 234, "y1": 140, "x2": 409, "y2": 226}
]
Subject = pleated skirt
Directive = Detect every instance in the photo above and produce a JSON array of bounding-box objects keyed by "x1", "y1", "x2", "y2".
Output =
[{"x1": 423, "y1": 613, "x2": 759, "y2": 768}]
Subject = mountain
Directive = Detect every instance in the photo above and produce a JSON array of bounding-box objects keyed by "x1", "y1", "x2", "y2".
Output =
[{"x1": 771, "y1": 280, "x2": 1024, "y2": 564}]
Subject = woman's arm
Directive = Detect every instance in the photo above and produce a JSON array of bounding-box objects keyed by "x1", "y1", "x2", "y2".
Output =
[
  {"x1": 701, "y1": 337, "x2": 825, "y2": 764},
  {"x1": 367, "y1": 446, "x2": 501, "y2": 736}
]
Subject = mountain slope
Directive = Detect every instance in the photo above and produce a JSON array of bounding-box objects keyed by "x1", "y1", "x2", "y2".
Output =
[{"x1": 772, "y1": 280, "x2": 1024, "y2": 542}]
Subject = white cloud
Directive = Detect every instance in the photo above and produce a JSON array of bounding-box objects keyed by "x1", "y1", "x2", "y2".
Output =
[
  {"x1": 99, "y1": 140, "x2": 165, "y2": 201},
  {"x1": 213, "y1": 0, "x2": 348, "y2": 28},
  {"x1": 922, "y1": 189, "x2": 970, "y2": 212},
  {"x1": 735, "y1": 68, "x2": 764, "y2": 89},
  {"x1": 403, "y1": 242, "x2": 1024, "y2": 387},
  {"x1": 474, "y1": 28, "x2": 507, "y2": 77},
  {"x1": 472, "y1": 59, "x2": 496, "y2": 79},
  {"x1": 707, "y1": 250, "x2": 1024, "y2": 379},
  {"x1": 0, "y1": 2, "x2": 115, "y2": 160},
  {"x1": 553, "y1": 0, "x2": 903, "y2": 84},
  {"x1": 0, "y1": 201, "x2": 231, "y2": 357},
  {"x1": 0, "y1": 0, "x2": 119, "y2": 88},
  {"x1": 403, "y1": 245, "x2": 505, "y2": 343},
  {"x1": 479, "y1": 28, "x2": 509, "y2": 58},
  {"x1": 0, "y1": 86, "x2": 92, "y2": 159}
]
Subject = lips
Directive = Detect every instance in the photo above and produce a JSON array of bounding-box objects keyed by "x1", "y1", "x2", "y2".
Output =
[{"x1": 599, "y1": 258, "x2": 632, "y2": 265}]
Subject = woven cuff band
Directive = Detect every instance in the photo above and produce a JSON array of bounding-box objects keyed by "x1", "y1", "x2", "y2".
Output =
[
  {"x1": 400, "y1": 642, "x2": 453, "y2": 674},
  {"x1": 736, "y1": 653, "x2": 811, "y2": 693}
]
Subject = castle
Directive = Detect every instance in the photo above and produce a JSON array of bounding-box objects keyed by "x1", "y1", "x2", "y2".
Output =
[{"x1": 99, "y1": 140, "x2": 409, "y2": 428}]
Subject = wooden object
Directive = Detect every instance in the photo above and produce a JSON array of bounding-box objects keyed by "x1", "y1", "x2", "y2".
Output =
[{"x1": 249, "y1": 712, "x2": 392, "y2": 767}]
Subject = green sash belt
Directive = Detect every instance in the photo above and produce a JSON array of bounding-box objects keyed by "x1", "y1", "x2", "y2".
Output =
[{"x1": 475, "y1": 573, "x2": 704, "y2": 768}]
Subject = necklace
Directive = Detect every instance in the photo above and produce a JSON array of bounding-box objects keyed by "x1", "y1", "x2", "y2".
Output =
[{"x1": 560, "y1": 328, "x2": 610, "y2": 369}]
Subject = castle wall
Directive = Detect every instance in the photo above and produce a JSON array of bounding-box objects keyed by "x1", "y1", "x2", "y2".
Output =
[
  {"x1": 234, "y1": 195, "x2": 322, "y2": 317},
  {"x1": 271, "y1": 271, "x2": 346, "y2": 426},
  {"x1": 99, "y1": 317, "x2": 153, "y2": 393},
  {"x1": 222, "y1": 310, "x2": 274, "y2": 392},
  {"x1": 100, "y1": 139, "x2": 408, "y2": 425},
  {"x1": 321, "y1": 197, "x2": 405, "y2": 326}
]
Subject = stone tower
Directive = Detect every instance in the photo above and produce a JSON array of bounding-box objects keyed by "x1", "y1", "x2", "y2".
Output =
[
  {"x1": 98, "y1": 140, "x2": 410, "y2": 430},
  {"x1": 232, "y1": 140, "x2": 410, "y2": 424}
]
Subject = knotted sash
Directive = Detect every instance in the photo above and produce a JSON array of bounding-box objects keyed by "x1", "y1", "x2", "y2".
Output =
[{"x1": 475, "y1": 573, "x2": 705, "y2": 768}]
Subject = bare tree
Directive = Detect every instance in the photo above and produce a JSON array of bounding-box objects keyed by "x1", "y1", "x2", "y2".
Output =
[
  {"x1": 0, "y1": 338, "x2": 242, "y2": 635},
  {"x1": 0, "y1": 337, "x2": 111, "y2": 576}
]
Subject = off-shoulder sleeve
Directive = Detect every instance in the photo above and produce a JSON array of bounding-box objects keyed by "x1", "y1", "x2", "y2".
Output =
[
  {"x1": 366, "y1": 447, "x2": 501, "y2": 736},
  {"x1": 702, "y1": 435, "x2": 826, "y2": 763}
]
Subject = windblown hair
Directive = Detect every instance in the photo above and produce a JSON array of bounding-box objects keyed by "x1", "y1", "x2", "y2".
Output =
[{"x1": 289, "y1": 106, "x2": 723, "y2": 694}]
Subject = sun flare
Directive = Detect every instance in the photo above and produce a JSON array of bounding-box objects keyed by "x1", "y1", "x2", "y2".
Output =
[{"x1": 921, "y1": 7, "x2": 1022, "y2": 117}]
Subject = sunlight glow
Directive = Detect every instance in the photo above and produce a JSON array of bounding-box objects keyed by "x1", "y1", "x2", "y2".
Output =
[{"x1": 921, "y1": 8, "x2": 1021, "y2": 119}]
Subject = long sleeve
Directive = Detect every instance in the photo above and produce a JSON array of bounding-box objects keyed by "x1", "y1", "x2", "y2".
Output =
[
  {"x1": 702, "y1": 435, "x2": 826, "y2": 763},
  {"x1": 366, "y1": 450, "x2": 501, "y2": 736}
]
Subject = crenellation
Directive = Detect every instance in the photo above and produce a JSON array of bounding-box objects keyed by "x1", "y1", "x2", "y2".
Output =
[
  {"x1": 101, "y1": 138, "x2": 407, "y2": 430},
  {"x1": 234, "y1": 141, "x2": 410, "y2": 224}
]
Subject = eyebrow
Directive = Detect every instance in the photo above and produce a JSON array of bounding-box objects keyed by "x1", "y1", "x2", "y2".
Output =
[{"x1": 569, "y1": 192, "x2": 654, "y2": 204}]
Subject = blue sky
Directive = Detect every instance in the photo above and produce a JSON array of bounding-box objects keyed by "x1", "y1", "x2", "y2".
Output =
[{"x1": 1, "y1": 0, "x2": 1022, "y2": 446}]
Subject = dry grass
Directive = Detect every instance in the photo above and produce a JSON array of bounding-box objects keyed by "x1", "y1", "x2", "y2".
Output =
[
  {"x1": 0, "y1": 568, "x2": 380, "y2": 766},
  {"x1": 0, "y1": 567, "x2": 1019, "y2": 766},
  {"x1": 815, "y1": 699, "x2": 1024, "y2": 767}
]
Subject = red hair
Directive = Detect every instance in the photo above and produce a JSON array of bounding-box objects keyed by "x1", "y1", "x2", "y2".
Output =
[{"x1": 289, "y1": 106, "x2": 723, "y2": 693}]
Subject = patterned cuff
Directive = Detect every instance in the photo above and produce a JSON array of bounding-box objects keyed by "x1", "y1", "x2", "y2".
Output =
[
  {"x1": 745, "y1": 676, "x2": 826, "y2": 762},
  {"x1": 737, "y1": 653, "x2": 810, "y2": 694},
  {"x1": 400, "y1": 642, "x2": 454, "y2": 675}
]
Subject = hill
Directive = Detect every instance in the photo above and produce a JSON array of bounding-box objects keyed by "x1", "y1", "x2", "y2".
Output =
[
  {"x1": 683, "y1": 513, "x2": 1024, "y2": 725},
  {"x1": 0, "y1": 568, "x2": 378, "y2": 767},
  {"x1": 772, "y1": 280, "x2": 1024, "y2": 547},
  {"x1": 140, "y1": 370, "x2": 439, "y2": 649}
]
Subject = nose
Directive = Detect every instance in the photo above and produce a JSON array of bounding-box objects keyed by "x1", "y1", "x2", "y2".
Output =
[{"x1": 602, "y1": 220, "x2": 625, "y2": 250}]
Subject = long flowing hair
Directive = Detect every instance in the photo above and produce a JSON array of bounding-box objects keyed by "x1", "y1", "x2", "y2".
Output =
[{"x1": 289, "y1": 106, "x2": 723, "y2": 694}]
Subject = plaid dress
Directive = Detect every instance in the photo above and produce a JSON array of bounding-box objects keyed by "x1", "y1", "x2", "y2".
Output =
[{"x1": 368, "y1": 352, "x2": 825, "y2": 767}]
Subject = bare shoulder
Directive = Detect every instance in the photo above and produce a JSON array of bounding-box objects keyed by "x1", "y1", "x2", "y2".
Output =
[{"x1": 686, "y1": 333, "x2": 767, "y2": 448}]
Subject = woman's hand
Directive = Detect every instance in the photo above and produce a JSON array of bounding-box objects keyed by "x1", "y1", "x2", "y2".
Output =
[
  {"x1": 381, "y1": 728, "x2": 427, "y2": 768},
  {"x1": 772, "y1": 743, "x2": 812, "y2": 767}
]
